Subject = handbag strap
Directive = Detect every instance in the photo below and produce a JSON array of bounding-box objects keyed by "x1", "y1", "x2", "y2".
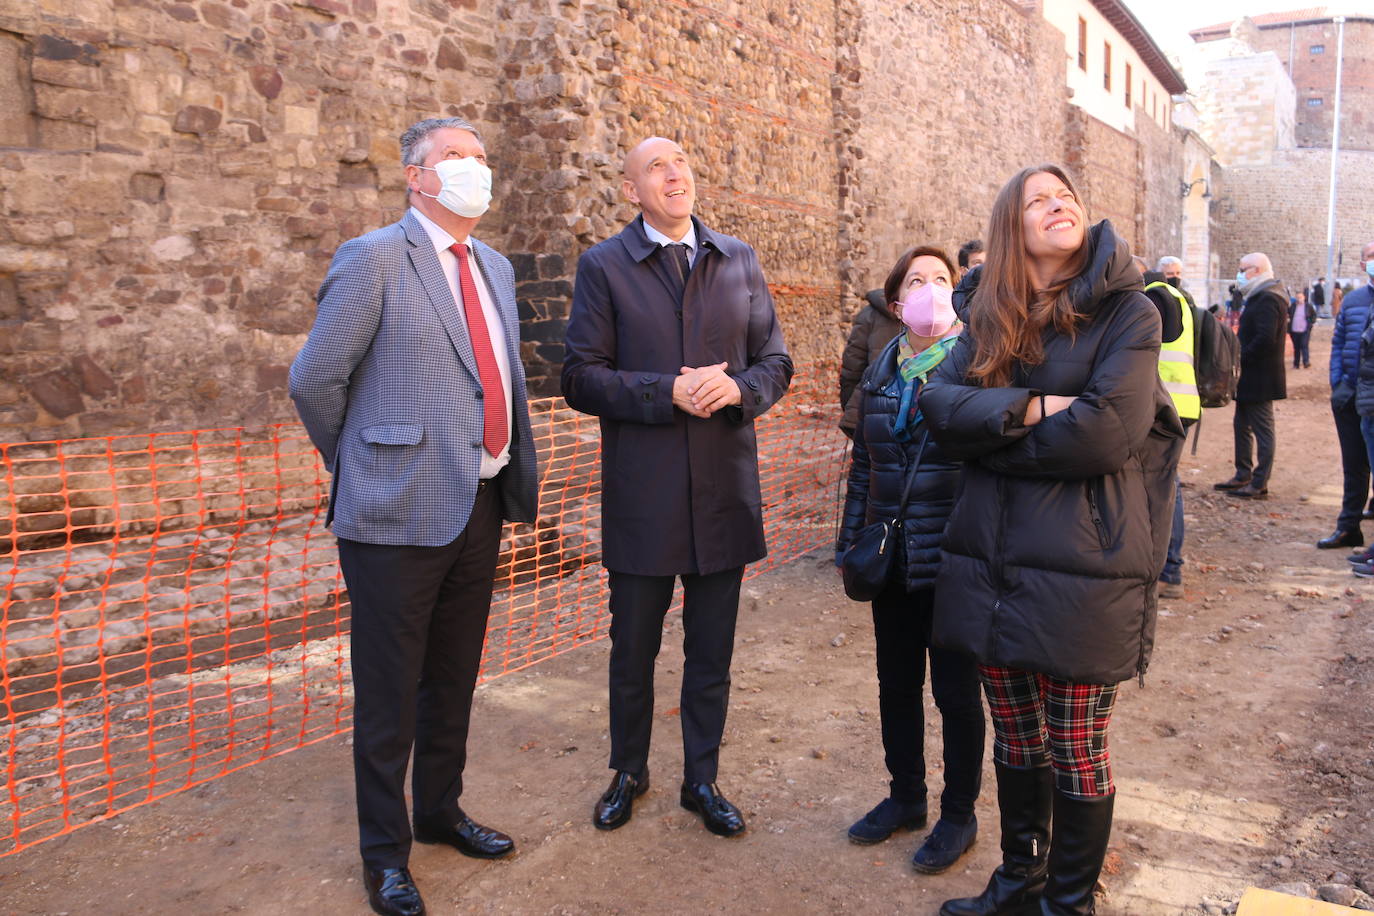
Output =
[{"x1": 893, "y1": 430, "x2": 930, "y2": 519}]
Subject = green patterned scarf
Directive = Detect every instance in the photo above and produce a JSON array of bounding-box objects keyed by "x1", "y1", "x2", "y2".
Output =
[{"x1": 892, "y1": 328, "x2": 961, "y2": 442}]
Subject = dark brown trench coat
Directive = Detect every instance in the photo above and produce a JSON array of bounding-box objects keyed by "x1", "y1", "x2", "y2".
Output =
[{"x1": 561, "y1": 216, "x2": 793, "y2": 576}]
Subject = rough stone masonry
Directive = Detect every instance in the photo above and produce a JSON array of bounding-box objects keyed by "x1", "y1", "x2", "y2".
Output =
[{"x1": 0, "y1": 0, "x2": 1183, "y2": 444}]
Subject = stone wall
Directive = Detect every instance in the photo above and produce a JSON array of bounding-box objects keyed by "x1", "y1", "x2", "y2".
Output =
[
  {"x1": 1211, "y1": 148, "x2": 1374, "y2": 293},
  {"x1": 0, "y1": 0, "x2": 512, "y2": 444},
  {"x1": 843, "y1": 0, "x2": 1065, "y2": 303},
  {"x1": 1193, "y1": 50, "x2": 1296, "y2": 167},
  {"x1": 1, "y1": 0, "x2": 1193, "y2": 443}
]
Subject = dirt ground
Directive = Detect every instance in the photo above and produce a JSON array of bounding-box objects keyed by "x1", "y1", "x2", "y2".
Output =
[{"x1": 3, "y1": 323, "x2": 1372, "y2": 915}]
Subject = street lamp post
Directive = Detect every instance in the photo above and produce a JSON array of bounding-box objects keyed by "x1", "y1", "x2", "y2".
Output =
[{"x1": 1322, "y1": 15, "x2": 1346, "y2": 317}]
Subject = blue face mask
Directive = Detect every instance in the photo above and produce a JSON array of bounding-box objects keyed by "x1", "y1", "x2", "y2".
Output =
[
  {"x1": 1366, "y1": 261, "x2": 1374, "y2": 280},
  {"x1": 1236, "y1": 270, "x2": 1248, "y2": 286}
]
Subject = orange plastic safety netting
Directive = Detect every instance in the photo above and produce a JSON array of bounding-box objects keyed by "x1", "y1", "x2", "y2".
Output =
[{"x1": 0, "y1": 362, "x2": 851, "y2": 856}]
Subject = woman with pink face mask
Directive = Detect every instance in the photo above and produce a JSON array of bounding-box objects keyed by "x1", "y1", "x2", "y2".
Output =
[{"x1": 835, "y1": 245, "x2": 985, "y2": 874}]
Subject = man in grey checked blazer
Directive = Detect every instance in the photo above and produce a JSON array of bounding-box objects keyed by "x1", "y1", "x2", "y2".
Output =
[{"x1": 290, "y1": 117, "x2": 537, "y2": 916}]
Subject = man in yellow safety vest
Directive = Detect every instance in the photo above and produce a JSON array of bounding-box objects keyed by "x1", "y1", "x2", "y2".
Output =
[{"x1": 1144, "y1": 267, "x2": 1200, "y2": 599}]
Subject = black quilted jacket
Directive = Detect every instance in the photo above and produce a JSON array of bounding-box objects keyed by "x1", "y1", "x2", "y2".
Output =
[
  {"x1": 837, "y1": 334, "x2": 962, "y2": 593},
  {"x1": 918, "y1": 221, "x2": 1185, "y2": 684}
]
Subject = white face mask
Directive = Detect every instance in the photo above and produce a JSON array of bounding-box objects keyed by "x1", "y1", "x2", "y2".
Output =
[{"x1": 416, "y1": 156, "x2": 492, "y2": 218}]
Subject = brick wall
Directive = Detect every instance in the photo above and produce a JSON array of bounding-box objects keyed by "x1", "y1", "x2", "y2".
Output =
[
  {"x1": 1195, "y1": 18, "x2": 1374, "y2": 151},
  {"x1": 1, "y1": 0, "x2": 1192, "y2": 442}
]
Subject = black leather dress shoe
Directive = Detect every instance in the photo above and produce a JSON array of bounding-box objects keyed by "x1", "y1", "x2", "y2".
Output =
[
  {"x1": 594, "y1": 768, "x2": 649, "y2": 831},
  {"x1": 413, "y1": 812, "x2": 514, "y2": 859},
  {"x1": 1226, "y1": 483, "x2": 1268, "y2": 500},
  {"x1": 363, "y1": 865, "x2": 425, "y2": 916},
  {"x1": 1213, "y1": 475, "x2": 1251, "y2": 491},
  {"x1": 680, "y1": 782, "x2": 746, "y2": 837},
  {"x1": 1318, "y1": 529, "x2": 1364, "y2": 549}
]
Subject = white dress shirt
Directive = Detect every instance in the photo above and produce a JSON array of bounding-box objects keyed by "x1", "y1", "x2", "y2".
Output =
[
  {"x1": 642, "y1": 219, "x2": 698, "y2": 267},
  {"x1": 409, "y1": 206, "x2": 512, "y2": 479}
]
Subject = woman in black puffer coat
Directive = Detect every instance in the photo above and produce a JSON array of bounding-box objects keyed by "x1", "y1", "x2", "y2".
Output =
[
  {"x1": 836, "y1": 245, "x2": 985, "y2": 875},
  {"x1": 920, "y1": 166, "x2": 1184, "y2": 916}
]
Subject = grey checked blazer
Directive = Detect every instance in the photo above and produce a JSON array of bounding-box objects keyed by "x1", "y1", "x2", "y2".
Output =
[{"x1": 289, "y1": 210, "x2": 538, "y2": 546}]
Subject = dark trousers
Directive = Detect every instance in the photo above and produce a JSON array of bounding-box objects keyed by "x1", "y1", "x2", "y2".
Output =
[
  {"x1": 1333, "y1": 397, "x2": 1371, "y2": 532},
  {"x1": 1290, "y1": 331, "x2": 1311, "y2": 368},
  {"x1": 337, "y1": 482, "x2": 503, "y2": 869},
  {"x1": 1233, "y1": 399, "x2": 1276, "y2": 488},
  {"x1": 607, "y1": 565, "x2": 744, "y2": 784},
  {"x1": 871, "y1": 584, "x2": 984, "y2": 823},
  {"x1": 1161, "y1": 477, "x2": 1184, "y2": 584}
]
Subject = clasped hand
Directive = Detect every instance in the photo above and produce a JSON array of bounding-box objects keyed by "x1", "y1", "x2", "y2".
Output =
[{"x1": 673, "y1": 362, "x2": 742, "y2": 418}]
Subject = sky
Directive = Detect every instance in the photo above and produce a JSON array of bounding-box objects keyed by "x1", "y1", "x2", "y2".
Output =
[{"x1": 1121, "y1": 0, "x2": 1357, "y2": 62}]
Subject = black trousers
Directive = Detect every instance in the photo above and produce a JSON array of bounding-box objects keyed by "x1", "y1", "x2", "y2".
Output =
[
  {"x1": 1233, "y1": 399, "x2": 1276, "y2": 488},
  {"x1": 337, "y1": 482, "x2": 503, "y2": 869},
  {"x1": 1290, "y1": 331, "x2": 1311, "y2": 368},
  {"x1": 607, "y1": 565, "x2": 744, "y2": 784},
  {"x1": 871, "y1": 583, "x2": 985, "y2": 823},
  {"x1": 1333, "y1": 397, "x2": 1371, "y2": 532}
]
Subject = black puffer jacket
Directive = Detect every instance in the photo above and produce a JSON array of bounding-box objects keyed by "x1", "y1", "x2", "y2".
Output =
[
  {"x1": 918, "y1": 221, "x2": 1185, "y2": 684},
  {"x1": 837, "y1": 335, "x2": 962, "y2": 593},
  {"x1": 839, "y1": 293, "x2": 902, "y2": 435}
]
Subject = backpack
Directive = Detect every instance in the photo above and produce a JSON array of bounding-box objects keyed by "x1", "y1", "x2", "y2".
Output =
[{"x1": 1192, "y1": 305, "x2": 1239, "y2": 409}]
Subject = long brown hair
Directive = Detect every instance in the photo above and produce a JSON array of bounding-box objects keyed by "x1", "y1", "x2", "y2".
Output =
[{"x1": 967, "y1": 164, "x2": 1091, "y2": 387}]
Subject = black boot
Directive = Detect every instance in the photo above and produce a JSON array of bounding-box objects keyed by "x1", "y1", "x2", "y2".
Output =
[
  {"x1": 939, "y1": 763, "x2": 1051, "y2": 916},
  {"x1": 1039, "y1": 791, "x2": 1115, "y2": 915}
]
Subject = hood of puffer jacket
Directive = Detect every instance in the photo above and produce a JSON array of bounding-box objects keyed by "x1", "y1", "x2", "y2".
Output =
[
  {"x1": 951, "y1": 220, "x2": 1141, "y2": 322},
  {"x1": 1064, "y1": 219, "x2": 1142, "y2": 314},
  {"x1": 952, "y1": 264, "x2": 981, "y2": 322}
]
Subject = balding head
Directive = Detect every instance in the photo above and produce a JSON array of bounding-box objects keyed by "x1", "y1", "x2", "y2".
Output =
[
  {"x1": 624, "y1": 137, "x2": 680, "y2": 176},
  {"x1": 622, "y1": 136, "x2": 696, "y2": 239},
  {"x1": 1240, "y1": 252, "x2": 1272, "y2": 275}
]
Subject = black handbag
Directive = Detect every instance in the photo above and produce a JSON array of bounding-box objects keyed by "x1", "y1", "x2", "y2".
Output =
[{"x1": 840, "y1": 432, "x2": 929, "y2": 601}]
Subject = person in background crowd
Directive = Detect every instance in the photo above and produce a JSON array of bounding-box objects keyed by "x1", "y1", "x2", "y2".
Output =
[
  {"x1": 1156, "y1": 256, "x2": 1196, "y2": 307},
  {"x1": 920, "y1": 165, "x2": 1183, "y2": 916},
  {"x1": 562, "y1": 136, "x2": 793, "y2": 838},
  {"x1": 1312, "y1": 276, "x2": 1326, "y2": 317},
  {"x1": 1143, "y1": 265, "x2": 1195, "y2": 601},
  {"x1": 837, "y1": 245, "x2": 984, "y2": 874},
  {"x1": 290, "y1": 117, "x2": 539, "y2": 916},
  {"x1": 1333, "y1": 283, "x2": 1345, "y2": 318},
  {"x1": 1321, "y1": 243, "x2": 1374, "y2": 552},
  {"x1": 839, "y1": 288, "x2": 902, "y2": 437},
  {"x1": 1288, "y1": 289, "x2": 1316, "y2": 370},
  {"x1": 1225, "y1": 283, "x2": 1243, "y2": 330},
  {"x1": 958, "y1": 239, "x2": 986, "y2": 279},
  {"x1": 1344, "y1": 243, "x2": 1374, "y2": 575},
  {"x1": 1214, "y1": 253, "x2": 1287, "y2": 501}
]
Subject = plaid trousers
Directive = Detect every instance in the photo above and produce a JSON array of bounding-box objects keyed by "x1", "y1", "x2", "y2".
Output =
[{"x1": 979, "y1": 664, "x2": 1118, "y2": 798}]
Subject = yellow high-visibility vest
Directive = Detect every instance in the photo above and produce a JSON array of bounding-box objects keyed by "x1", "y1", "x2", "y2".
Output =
[{"x1": 1147, "y1": 280, "x2": 1200, "y2": 421}]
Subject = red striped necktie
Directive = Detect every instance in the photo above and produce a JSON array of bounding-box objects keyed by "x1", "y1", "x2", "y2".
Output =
[{"x1": 451, "y1": 243, "x2": 508, "y2": 458}]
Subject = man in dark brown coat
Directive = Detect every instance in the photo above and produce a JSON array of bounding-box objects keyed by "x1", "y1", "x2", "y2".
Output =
[
  {"x1": 1215, "y1": 251, "x2": 1288, "y2": 499},
  {"x1": 561, "y1": 137, "x2": 793, "y2": 837},
  {"x1": 838, "y1": 290, "x2": 900, "y2": 436}
]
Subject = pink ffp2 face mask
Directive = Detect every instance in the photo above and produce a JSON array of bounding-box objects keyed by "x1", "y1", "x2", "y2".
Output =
[{"x1": 900, "y1": 283, "x2": 957, "y2": 337}]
